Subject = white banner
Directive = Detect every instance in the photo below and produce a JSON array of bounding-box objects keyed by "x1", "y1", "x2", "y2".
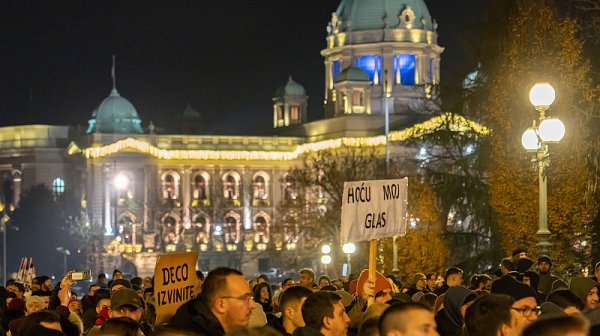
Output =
[{"x1": 341, "y1": 178, "x2": 408, "y2": 243}]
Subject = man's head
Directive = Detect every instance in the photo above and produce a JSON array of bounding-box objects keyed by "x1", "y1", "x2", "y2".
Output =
[
  {"x1": 109, "y1": 288, "x2": 144, "y2": 321},
  {"x1": 257, "y1": 274, "x2": 269, "y2": 284},
  {"x1": 281, "y1": 278, "x2": 295, "y2": 290},
  {"x1": 521, "y1": 314, "x2": 589, "y2": 336},
  {"x1": 318, "y1": 275, "x2": 331, "y2": 288},
  {"x1": 465, "y1": 294, "x2": 520, "y2": 336},
  {"x1": 537, "y1": 256, "x2": 552, "y2": 275},
  {"x1": 100, "y1": 316, "x2": 144, "y2": 336},
  {"x1": 357, "y1": 270, "x2": 393, "y2": 303},
  {"x1": 595, "y1": 262, "x2": 600, "y2": 279},
  {"x1": 280, "y1": 285, "x2": 313, "y2": 333},
  {"x1": 512, "y1": 248, "x2": 527, "y2": 261},
  {"x1": 194, "y1": 271, "x2": 204, "y2": 297},
  {"x1": 19, "y1": 310, "x2": 63, "y2": 336},
  {"x1": 89, "y1": 284, "x2": 101, "y2": 296},
  {"x1": 26, "y1": 296, "x2": 46, "y2": 314},
  {"x1": 379, "y1": 302, "x2": 438, "y2": 336},
  {"x1": 38, "y1": 276, "x2": 52, "y2": 291},
  {"x1": 444, "y1": 267, "x2": 463, "y2": 287},
  {"x1": 7, "y1": 282, "x2": 25, "y2": 299},
  {"x1": 425, "y1": 273, "x2": 436, "y2": 290},
  {"x1": 113, "y1": 269, "x2": 123, "y2": 280},
  {"x1": 199, "y1": 267, "x2": 256, "y2": 333},
  {"x1": 302, "y1": 291, "x2": 349, "y2": 336},
  {"x1": 545, "y1": 289, "x2": 584, "y2": 314},
  {"x1": 111, "y1": 279, "x2": 133, "y2": 293},
  {"x1": 491, "y1": 275, "x2": 539, "y2": 327},
  {"x1": 97, "y1": 273, "x2": 108, "y2": 284},
  {"x1": 413, "y1": 273, "x2": 426, "y2": 291},
  {"x1": 499, "y1": 258, "x2": 515, "y2": 276},
  {"x1": 299, "y1": 268, "x2": 315, "y2": 289},
  {"x1": 569, "y1": 277, "x2": 599, "y2": 310}
]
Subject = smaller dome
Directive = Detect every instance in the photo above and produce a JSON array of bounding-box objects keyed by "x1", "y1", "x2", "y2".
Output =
[
  {"x1": 182, "y1": 103, "x2": 201, "y2": 120},
  {"x1": 336, "y1": 66, "x2": 370, "y2": 83},
  {"x1": 275, "y1": 76, "x2": 306, "y2": 97},
  {"x1": 87, "y1": 89, "x2": 144, "y2": 134}
]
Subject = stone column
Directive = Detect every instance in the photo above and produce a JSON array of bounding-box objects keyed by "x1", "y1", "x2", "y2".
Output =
[
  {"x1": 11, "y1": 169, "x2": 21, "y2": 207},
  {"x1": 182, "y1": 167, "x2": 191, "y2": 229},
  {"x1": 103, "y1": 166, "x2": 112, "y2": 235}
]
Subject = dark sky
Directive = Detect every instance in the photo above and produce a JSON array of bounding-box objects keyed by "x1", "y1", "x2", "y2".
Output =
[{"x1": 1, "y1": 1, "x2": 488, "y2": 135}]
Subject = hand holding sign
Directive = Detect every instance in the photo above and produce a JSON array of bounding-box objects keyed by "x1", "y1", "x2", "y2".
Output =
[{"x1": 154, "y1": 252, "x2": 199, "y2": 324}]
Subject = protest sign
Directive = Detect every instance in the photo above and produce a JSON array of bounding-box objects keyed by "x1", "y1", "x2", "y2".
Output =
[
  {"x1": 154, "y1": 252, "x2": 199, "y2": 324},
  {"x1": 341, "y1": 178, "x2": 408, "y2": 243}
]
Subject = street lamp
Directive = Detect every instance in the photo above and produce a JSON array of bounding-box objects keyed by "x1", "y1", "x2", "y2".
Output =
[
  {"x1": 56, "y1": 247, "x2": 70, "y2": 275},
  {"x1": 1, "y1": 211, "x2": 9, "y2": 285},
  {"x1": 321, "y1": 255, "x2": 332, "y2": 276},
  {"x1": 342, "y1": 243, "x2": 356, "y2": 275},
  {"x1": 113, "y1": 173, "x2": 129, "y2": 236},
  {"x1": 521, "y1": 82, "x2": 565, "y2": 256}
]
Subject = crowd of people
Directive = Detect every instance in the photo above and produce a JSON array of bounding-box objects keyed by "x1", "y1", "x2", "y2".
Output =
[{"x1": 1, "y1": 250, "x2": 600, "y2": 335}]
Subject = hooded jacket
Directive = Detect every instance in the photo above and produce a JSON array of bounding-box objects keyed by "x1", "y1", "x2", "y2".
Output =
[
  {"x1": 167, "y1": 297, "x2": 226, "y2": 336},
  {"x1": 569, "y1": 277, "x2": 599, "y2": 310},
  {"x1": 435, "y1": 287, "x2": 476, "y2": 336}
]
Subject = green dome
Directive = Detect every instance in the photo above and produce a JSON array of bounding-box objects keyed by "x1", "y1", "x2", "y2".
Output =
[
  {"x1": 336, "y1": 0, "x2": 433, "y2": 31},
  {"x1": 336, "y1": 66, "x2": 370, "y2": 83},
  {"x1": 87, "y1": 89, "x2": 144, "y2": 134},
  {"x1": 275, "y1": 76, "x2": 306, "y2": 97},
  {"x1": 182, "y1": 103, "x2": 201, "y2": 120}
]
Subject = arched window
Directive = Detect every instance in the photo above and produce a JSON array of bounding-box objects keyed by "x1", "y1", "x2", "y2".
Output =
[
  {"x1": 283, "y1": 174, "x2": 297, "y2": 201},
  {"x1": 223, "y1": 213, "x2": 240, "y2": 244},
  {"x1": 52, "y1": 178, "x2": 65, "y2": 195},
  {"x1": 253, "y1": 214, "x2": 270, "y2": 244},
  {"x1": 223, "y1": 172, "x2": 240, "y2": 200},
  {"x1": 252, "y1": 172, "x2": 269, "y2": 201},
  {"x1": 162, "y1": 215, "x2": 178, "y2": 245},
  {"x1": 118, "y1": 215, "x2": 134, "y2": 244},
  {"x1": 193, "y1": 215, "x2": 210, "y2": 245},
  {"x1": 162, "y1": 172, "x2": 180, "y2": 199},
  {"x1": 192, "y1": 172, "x2": 209, "y2": 201},
  {"x1": 283, "y1": 214, "x2": 299, "y2": 250}
]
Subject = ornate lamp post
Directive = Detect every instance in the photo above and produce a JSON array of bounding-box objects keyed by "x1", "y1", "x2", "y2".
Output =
[
  {"x1": 113, "y1": 173, "x2": 129, "y2": 236},
  {"x1": 521, "y1": 82, "x2": 565, "y2": 256},
  {"x1": 342, "y1": 243, "x2": 356, "y2": 275},
  {"x1": 321, "y1": 244, "x2": 331, "y2": 276}
]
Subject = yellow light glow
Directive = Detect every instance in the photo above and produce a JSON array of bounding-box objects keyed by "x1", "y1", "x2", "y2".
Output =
[{"x1": 77, "y1": 113, "x2": 489, "y2": 160}]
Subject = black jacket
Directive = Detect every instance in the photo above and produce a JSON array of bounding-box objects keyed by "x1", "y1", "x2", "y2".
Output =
[
  {"x1": 267, "y1": 315, "x2": 291, "y2": 336},
  {"x1": 292, "y1": 326, "x2": 324, "y2": 336},
  {"x1": 167, "y1": 297, "x2": 225, "y2": 336}
]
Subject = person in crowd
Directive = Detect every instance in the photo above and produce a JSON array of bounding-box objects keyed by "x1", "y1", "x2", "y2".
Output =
[
  {"x1": 225, "y1": 325, "x2": 283, "y2": 336},
  {"x1": 268, "y1": 285, "x2": 313, "y2": 336},
  {"x1": 18, "y1": 310, "x2": 66, "y2": 336},
  {"x1": 511, "y1": 248, "x2": 527, "y2": 263},
  {"x1": 6, "y1": 282, "x2": 25, "y2": 300},
  {"x1": 433, "y1": 267, "x2": 463, "y2": 296},
  {"x1": 2, "y1": 297, "x2": 26, "y2": 334},
  {"x1": 434, "y1": 286, "x2": 477, "y2": 336},
  {"x1": 521, "y1": 314, "x2": 589, "y2": 336},
  {"x1": 143, "y1": 277, "x2": 153, "y2": 291},
  {"x1": 113, "y1": 270, "x2": 124, "y2": 280},
  {"x1": 592, "y1": 261, "x2": 600, "y2": 283},
  {"x1": 67, "y1": 297, "x2": 83, "y2": 318},
  {"x1": 100, "y1": 316, "x2": 144, "y2": 336},
  {"x1": 569, "y1": 277, "x2": 599, "y2": 311},
  {"x1": 8, "y1": 295, "x2": 46, "y2": 335},
  {"x1": 544, "y1": 289, "x2": 584, "y2": 315},
  {"x1": 465, "y1": 294, "x2": 526, "y2": 336},
  {"x1": 406, "y1": 273, "x2": 429, "y2": 296},
  {"x1": 168, "y1": 267, "x2": 256, "y2": 335},
  {"x1": 82, "y1": 288, "x2": 111, "y2": 332},
  {"x1": 292, "y1": 291, "x2": 349, "y2": 336},
  {"x1": 495, "y1": 258, "x2": 516, "y2": 278},
  {"x1": 281, "y1": 278, "x2": 295, "y2": 291},
  {"x1": 419, "y1": 293, "x2": 438, "y2": 311},
  {"x1": 194, "y1": 271, "x2": 204, "y2": 297},
  {"x1": 379, "y1": 302, "x2": 438, "y2": 336},
  {"x1": 298, "y1": 269, "x2": 317, "y2": 291},
  {"x1": 357, "y1": 317, "x2": 379, "y2": 336},
  {"x1": 253, "y1": 282, "x2": 274, "y2": 314},
  {"x1": 257, "y1": 274, "x2": 269, "y2": 284},
  {"x1": 318, "y1": 276, "x2": 331, "y2": 288},
  {"x1": 96, "y1": 273, "x2": 108, "y2": 288},
  {"x1": 491, "y1": 275, "x2": 539, "y2": 329},
  {"x1": 536, "y1": 256, "x2": 561, "y2": 296},
  {"x1": 425, "y1": 273, "x2": 437, "y2": 292},
  {"x1": 346, "y1": 270, "x2": 393, "y2": 333},
  {"x1": 111, "y1": 279, "x2": 133, "y2": 293},
  {"x1": 87, "y1": 287, "x2": 149, "y2": 336}
]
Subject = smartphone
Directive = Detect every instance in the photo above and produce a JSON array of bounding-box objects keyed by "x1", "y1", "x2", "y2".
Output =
[
  {"x1": 342, "y1": 263, "x2": 348, "y2": 277},
  {"x1": 71, "y1": 270, "x2": 93, "y2": 281}
]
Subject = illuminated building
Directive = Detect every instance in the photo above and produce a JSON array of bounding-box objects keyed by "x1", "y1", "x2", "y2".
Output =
[{"x1": 0, "y1": 0, "x2": 486, "y2": 276}]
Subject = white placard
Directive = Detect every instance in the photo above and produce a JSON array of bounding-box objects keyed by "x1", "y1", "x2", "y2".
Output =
[{"x1": 341, "y1": 178, "x2": 408, "y2": 243}]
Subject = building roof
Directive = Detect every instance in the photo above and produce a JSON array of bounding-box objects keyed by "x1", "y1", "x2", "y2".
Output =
[
  {"x1": 87, "y1": 88, "x2": 144, "y2": 134},
  {"x1": 275, "y1": 76, "x2": 306, "y2": 97},
  {"x1": 336, "y1": 66, "x2": 370, "y2": 83},
  {"x1": 336, "y1": 0, "x2": 433, "y2": 31}
]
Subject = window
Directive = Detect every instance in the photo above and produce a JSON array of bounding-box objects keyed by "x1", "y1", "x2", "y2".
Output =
[
  {"x1": 194, "y1": 215, "x2": 210, "y2": 245},
  {"x1": 355, "y1": 55, "x2": 382, "y2": 85},
  {"x1": 276, "y1": 106, "x2": 284, "y2": 127},
  {"x1": 352, "y1": 91, "x2": 364, "y2": 107},
  {"x1": 394, "y1": 54, "x2": 416, "y2": 86},
  {"x1": 253, "y1": 173, "x2": 269, "y2": 201},
  {"x1": 192, "y1": 173, "x2": 209, "y2": 200},
  {"x1": 332, "y1": 60, "x2": 342, "y2": 83},
  {"x1": 254, "y1": 215, "x2": 269, "y2": 244},
  {"x1": 162, "y1": 216, "x2": 178, "y2": 245},
  {"x1": 283, "y1": 174, "x2": 297, "y2": 201},
  {"x1": 162, "y1": 172, "x2": 180, "y2": 200},
  {"x1": 290, "y1": 106, "x2": 300, "y2": 123},
  {"x1": 223, "y1": 172, "x2": 240, "y2": 201},
  {"x1": 223, "y1": 214, "x2": 240, "y2": 244},
  {"x1": 52, "y1": 178, "x2": 65, "y2": 195}
]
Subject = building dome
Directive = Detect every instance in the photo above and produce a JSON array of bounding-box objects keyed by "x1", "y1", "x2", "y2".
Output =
[
  {"x1": 182, "y1": 103, "x2": 201, "y2": 120},
  {"x1": 335, "y1": 0, "x2": 433, "y2": 31},
  {"x1": 336, "y1": 66, "x2": 370, "y2": 83},
  {"x1": 87, "y1": 88, "x2": 144, "y2": 134},
  {"x1": 275, "y1": 76, "x2": 306, "y2": 97}
]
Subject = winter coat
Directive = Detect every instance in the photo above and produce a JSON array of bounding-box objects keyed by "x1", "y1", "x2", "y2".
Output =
[
  {"x1": 291, "y1": 326, "x2": 324, "y2": 336},
  {"x1": 167, "y1": 297, "x2": 225, "y2": 336}
]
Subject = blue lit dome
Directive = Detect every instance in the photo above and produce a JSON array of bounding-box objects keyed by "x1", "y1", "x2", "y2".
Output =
[
  {"x1": 336, "y1": 66, "x2": 370, "y2": 83},
  {"x1": 87, "y1": 88, "x2": 144, "y2": 134},
  {"x1": 336, "y1": 0, "x2": 433, "y2": 31},
  {"x1": 275, "y1": 76, "x2": 306, "y2": 97}
]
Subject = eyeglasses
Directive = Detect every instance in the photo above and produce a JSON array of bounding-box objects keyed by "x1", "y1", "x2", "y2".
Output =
[
  {"x1": 221, "y1": 293, "x2": 254, "y2": 303},
  {"x1": 512, "y1": 306, "x2": 541, "y2": 317}
]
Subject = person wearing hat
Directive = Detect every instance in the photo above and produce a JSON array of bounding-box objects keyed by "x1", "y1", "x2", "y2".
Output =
[
  {"x1": 87, "y1": 288, "x2": 147, "y2": 336},
  {"x1": 435, "y1": 286, "x2": 477, "y2": 336},
  {"x1": 406, "y1": 273, "x2": 429, "y2": 296},
  {"x1": 491, "y1": 275, "x2": 539, "y2": 329},
  {"x1": 110, "y1": 278, "x2": 133, "y2": 293},
  {"x1": 569, "y1": 277, "x2": 599, "y2": 311},
  {"x1": 536, "y1": 255, "x2": 561, "y2": 296},
  {"x1": 346, "y1": 270, "x2": 393, "y2": 332}
]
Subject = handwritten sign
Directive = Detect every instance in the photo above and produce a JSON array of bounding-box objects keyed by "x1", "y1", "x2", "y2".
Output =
[
  {"x1": 341, "y1": 178, "x2": 408, "y2": 243},
  {"x1": 154, "y1": 252, "x2": 199, "y2": 324}
]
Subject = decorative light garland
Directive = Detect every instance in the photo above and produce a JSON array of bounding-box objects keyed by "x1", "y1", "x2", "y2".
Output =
[{"x1": 79, "y1": 113, "x2": 488, "y2": 161}]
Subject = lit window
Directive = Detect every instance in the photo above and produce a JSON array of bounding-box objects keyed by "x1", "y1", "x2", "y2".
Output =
[
  {"x1": 52, "y1": 178, "x2": 65, "y2": 195},
  {"x1": 223, "y1": 215, "x2": 239, "y2": 244},
  {"x1": 352, "y1": 91, "x2": 364, "y2": 107},
  {"x1": 355, "y1": 55, "x2": 382, "y2": 84},
  {"x1": 193, "y1": 173, "x2": 209, "y2": 200},
  {"x1": 162, "y1": 173, "x2": 180, "y2": 199},
  {"x1": 194, "y1": 215, "x2": 210, "y2": 245},
  {"x1": 290, "y1": 106, "x2": 300, "y2": 123},
  {"x1": 223, "y1": 173, "x2": 240, "y2": 200},
  {"x1": 254, "y1": 216, "x2": 269, "y2": 244},
  {"x1": 332, "y1": 60, "x2": 342, "y2": 83},
  {"x1": 253, "y1": 173, "x2": 269, "y2": 200},
  {"x1": 394, "y1": 54, "x2": 416, "y2": 86}
]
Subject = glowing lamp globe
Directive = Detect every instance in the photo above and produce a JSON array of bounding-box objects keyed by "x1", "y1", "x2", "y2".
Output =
[
  {"x1": 521, "y1": 128, "x2": 539, "y2": 151},
  {"x1": 113, "y1": 173, "x2": 130, "y2": 190},
  {"x1": 538, "y1": 118, "x2": 565, "y2": 142},
  {"x1": 321, "y1": 255, "x2": 332, "y2": 265},
  {"x1": 342, "y1": 243, "x2": 356, "y2": 254},
  {"x1": 529, "y1": 83, "x2": 555, "y2": 108},
  {"x1": 321, "y1": 244, "x2": 331, "y2": 254}
]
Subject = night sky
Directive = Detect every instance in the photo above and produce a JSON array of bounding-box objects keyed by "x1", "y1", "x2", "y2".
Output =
[{"x1": 1, "y1": 1, "x2": 488, "y2": 135}]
